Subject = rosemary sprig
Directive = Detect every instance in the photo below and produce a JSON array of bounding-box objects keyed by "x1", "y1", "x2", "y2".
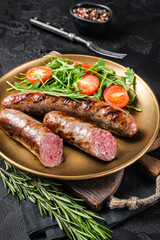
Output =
[{"x1": 0, "y1": 159, "x2": 112, "y2": 240}]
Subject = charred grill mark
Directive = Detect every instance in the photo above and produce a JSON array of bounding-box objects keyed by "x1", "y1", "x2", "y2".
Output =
[
  {"x1": 19, "y1": 134, "x2": 39, "y2": 151},
  {"x1": 51, "y1": 96, "x2": 58, "y2": 103},
  {"x1": 108, "y1": 110, "x2": 122, "y2": 121},
  {"x1": 0, "y1": 118, "x2": 40, "y2": 150},
  {"x1": 20, "y1": 135, "x2": 32, "y2": 143},
  {"x1": 101, "y1": 106, "x2": 122, "y2": 121},
  {"x1": 13, "y1": 92, "x2": 34, "y2": 104},
  {"x1": 33, "y1": 95, "x2": 46, "y2": 103},
  {"x1": 73, "y1": 101, "x2": 81, "y2": 109},
  {"x1": 35, "y1": 149, "x2": 40, "y2": 154},
  {"x1": 58, "y1": 130, "x2": 63, "y2": 135},
  {"x1": 0, "y1": 121, "x2": 21, "y2": 137},
  {"x1": 82, "y1": 100, "x2": 94, "y2": 111},
  {"x1": 63, "y1": 98, "x2": 81, "y2": 109},
  {"x1": 101, "y1": 107, "x2": 112, "y2": 117},
  {"x1": 63, "y1": 98, "x2": 71, "y2": 105},
  {"x1": 120, "y1": 120, "x2": 126, "y2": 126}
]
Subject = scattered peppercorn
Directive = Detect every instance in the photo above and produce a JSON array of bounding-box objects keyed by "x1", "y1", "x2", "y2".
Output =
[{"x1": 72, "y1": 7, "x2": 110, "y2": 22}]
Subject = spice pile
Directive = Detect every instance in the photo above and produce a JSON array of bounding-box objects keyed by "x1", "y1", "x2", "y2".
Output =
[{"x1": 72, "y1": 7, "x2": 110, "y2": 22}]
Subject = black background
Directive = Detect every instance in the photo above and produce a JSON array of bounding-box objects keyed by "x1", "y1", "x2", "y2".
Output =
[{"x1": 0, "y1": 0, "x2": 160, "y2": 239}]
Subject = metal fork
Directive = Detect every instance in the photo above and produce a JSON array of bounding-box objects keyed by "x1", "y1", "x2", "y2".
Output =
[{"x1": 30, "y1": 18, "x2": 127, "y2": 59}]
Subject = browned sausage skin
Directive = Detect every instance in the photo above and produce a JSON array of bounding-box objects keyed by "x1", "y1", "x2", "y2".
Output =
[
  {"x1": 2, "y1": 92, "x2": 138, "y2": 137},
  {"x1": 43, "y1": 111, "x2": 117, "y2": 161},
  {"x1": 0, "y1": 109, "x2": 63, "y2": 167}
]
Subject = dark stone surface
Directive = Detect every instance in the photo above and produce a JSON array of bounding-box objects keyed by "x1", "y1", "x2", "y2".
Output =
[{"x1": 0, "y1": 0, "x2": 160, "y2": 239}]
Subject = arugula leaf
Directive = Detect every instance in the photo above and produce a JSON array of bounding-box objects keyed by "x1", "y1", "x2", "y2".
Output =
[
  {"x1": 93, "y1": 72, "x2": 108, "y2": 100},
  {"x1": 127, "y1": 89, "x2": 137, "y2": 105},
  {"x1": 115, "y1": 79, "x2": 127, "y2": 90},
  {"x1": 125, "y1": 67, "x2": 135, "y2": 86},
  {"x1": 92, "y1": 59, "x2": 105, "y2": 69},
  {"x1": 72, "y1": 82, "x2": 79, "y2": 92},
  {"x1": 71, "y1": 66, "x2": 85, "y2": 82},
  {"x1": 126, "y1": 104, "x2": 142, "y2": 112},
  {"x1": 33, "y1": 81, "x2": 41, "y2": 88}
]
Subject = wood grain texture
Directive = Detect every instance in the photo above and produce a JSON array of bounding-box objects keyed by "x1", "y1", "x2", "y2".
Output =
[
  {"x1": 137, "y1": 130, "x2": 160, "y2": 179},
  {"x1": 137, "y1": 154, "x2": 160, "y2": 179},
  {"x1": 63, "y1": 169, "x2": 124, "y2": 211},
  {"x1": 147, "y1": 130, "x2": 160, "y2": 153}
]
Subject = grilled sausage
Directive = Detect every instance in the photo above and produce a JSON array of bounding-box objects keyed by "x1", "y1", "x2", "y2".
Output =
[
  {"x1": 2, "y1": 92, "x2": 138, "y2": 137},
  {"x1": 0, "y1": 109, "x2": 63, "y2": 167},
  {"x1": 43, "y1": 111, "x2": 117, "y2": 161}
]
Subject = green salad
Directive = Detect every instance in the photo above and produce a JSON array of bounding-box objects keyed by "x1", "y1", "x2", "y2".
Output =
[{"x1": 7, "y1": 57, "x2": 141, "y2": 112}]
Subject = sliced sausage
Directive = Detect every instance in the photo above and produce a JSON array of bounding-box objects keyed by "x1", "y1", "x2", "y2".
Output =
[
  {"x1": 43, "y1": 111, "x2": 117, "y2": 161},
  {"x1": 0, "y1": 109, "x2": 63, "y2": 167},
  {"x1": 2, "y1": 91, "x2": 138, "y2": 137}
]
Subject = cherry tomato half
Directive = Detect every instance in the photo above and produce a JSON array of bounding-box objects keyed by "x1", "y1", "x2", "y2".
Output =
[
  {"x1": 76, "y1": 74, "x2": 99, "y2": 96},
  {"x1": 26, "y1": 66, "x2": 52, "y2": 84},
  {"x1": 74, "y1": 60, "x2": 92, "y2": 71},
  {"x1": 103, "y1": 84, "x2": 129, "y2": 108}
]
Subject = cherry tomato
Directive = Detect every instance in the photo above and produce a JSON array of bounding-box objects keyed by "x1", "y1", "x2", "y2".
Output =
[
  {"x1": 103, "y1": 85, "x2": 129, "y2": 108},
  {"x1": 74, "y1": 60, "x2": 92, "y2": 71},
  {"x1": 76, "y1": 74, "x2": 99, "y2": 96},
  {"x1": 26, "y1": 66, "x2": 52, "y2": 84}
]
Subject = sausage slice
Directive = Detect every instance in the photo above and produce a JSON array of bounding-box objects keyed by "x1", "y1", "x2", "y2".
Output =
[
  {"x1": 43, "y1": 111, "x2": 117, "y2": 161},
  {"x1": 0, "y1": 109, "x2": 63, "y2": 167}
]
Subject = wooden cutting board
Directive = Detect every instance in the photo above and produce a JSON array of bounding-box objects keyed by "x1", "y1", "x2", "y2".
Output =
[
  {"x1": 63, "y1": 169, "x2": 124, "y2": 211},
  {"x1": 63, "y1": 131, "x2": 160, "y2": 211}
]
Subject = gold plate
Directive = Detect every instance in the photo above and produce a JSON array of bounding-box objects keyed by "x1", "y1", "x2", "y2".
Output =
[{"x1": 0, "y1": 54, "x2": 159, "y2": 180}]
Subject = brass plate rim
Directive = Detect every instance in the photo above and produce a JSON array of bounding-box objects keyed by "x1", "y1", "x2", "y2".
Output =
[{"x1": 0, "y1": 54, "x2": 159, "y2": 180}]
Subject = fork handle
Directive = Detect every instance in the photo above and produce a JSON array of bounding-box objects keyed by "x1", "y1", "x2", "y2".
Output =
[{"x1": 30, "y1": 18, "x2": 88, "y2": 45}]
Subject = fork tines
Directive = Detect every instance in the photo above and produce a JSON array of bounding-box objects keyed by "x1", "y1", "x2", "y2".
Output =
[{"x1": 88, "y1": 42, "x2": 127, "y2": 59}]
